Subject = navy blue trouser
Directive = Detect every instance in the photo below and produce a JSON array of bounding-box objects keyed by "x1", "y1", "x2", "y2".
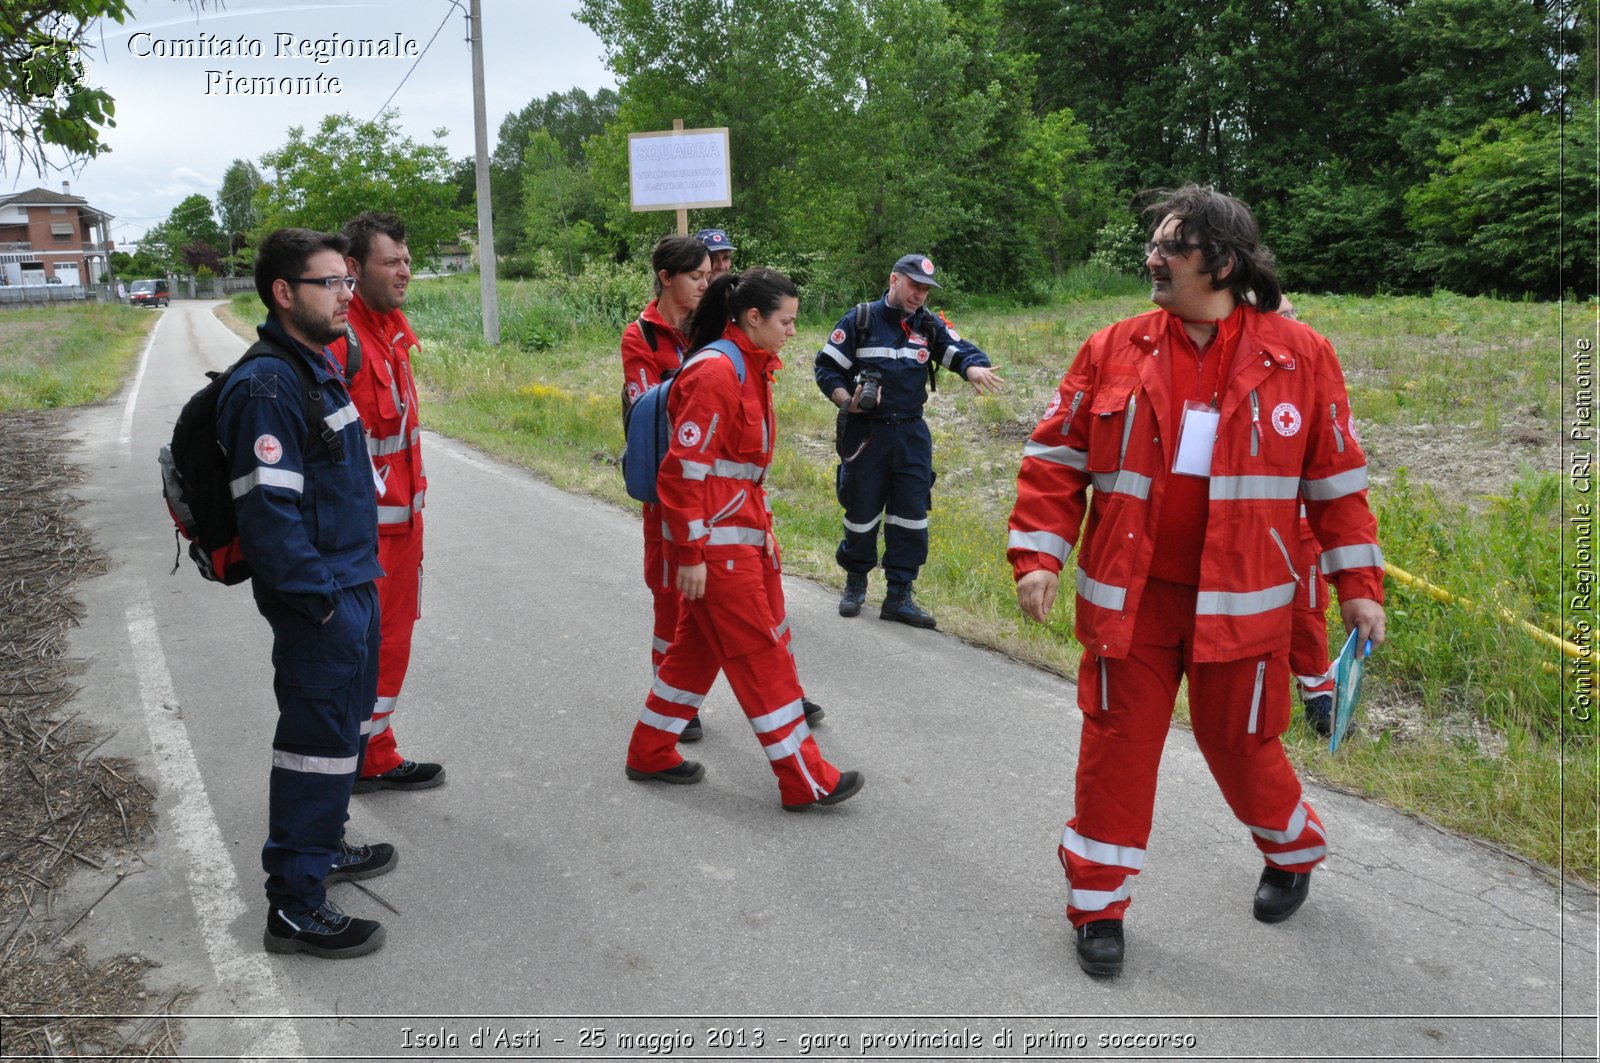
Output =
[
  {"x1": 835, "y1": 416, "x2": 933, "y2": 587},
  {"x1": 254, "y1": 581, "x2": 379, "y2": 912}
]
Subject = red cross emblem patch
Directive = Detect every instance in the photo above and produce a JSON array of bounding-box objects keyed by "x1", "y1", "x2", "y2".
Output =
[
  {"x1": 1271, "y1": 402, "x2": 1302, "y2": 437},
  {"x1": 677, "y1": 421, "x2": 702, "y2": 447},
  {"x1": 254, "y1": 434, "x2": 283, "y2": 465}
]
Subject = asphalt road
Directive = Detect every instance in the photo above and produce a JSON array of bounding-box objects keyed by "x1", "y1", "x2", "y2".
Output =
[{"x1": 56, "y1": 300, "x2": 1597, "y2": 1062}]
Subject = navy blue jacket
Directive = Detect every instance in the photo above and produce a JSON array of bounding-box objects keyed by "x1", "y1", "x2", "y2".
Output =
[
  {"x1": 217, "y1": 317, "x2": 383, "y2": 621},
  {"x1": 814, "y1": 295, "x2": 990, "y2": 416}
]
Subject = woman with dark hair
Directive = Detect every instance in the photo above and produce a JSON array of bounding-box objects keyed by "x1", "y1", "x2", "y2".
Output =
[
  {"x1": 621, "y1": 235, "x2": 710, "y2": 728},
  {"x1": 625, "y1": 268, "x2": 864, "y2": 811}
]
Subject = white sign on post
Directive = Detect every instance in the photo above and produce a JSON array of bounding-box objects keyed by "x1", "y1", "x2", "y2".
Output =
[{"x1": 628, "y1": 127, "x2": 733, "y2": 211}]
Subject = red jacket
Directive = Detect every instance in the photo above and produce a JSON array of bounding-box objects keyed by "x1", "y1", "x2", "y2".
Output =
[
  {"x1": 621, "y1": 299, "x2": 690, "y2": 405},
  {"x1": 658, "y1": 325, "x2": 778, "y2": 567},
  {"x1": 1008, "y1": 305, "x2": 1383, "y2": 663},
  {"x1": 330, "y1": 296, "x2": 426, "y2": 535}
]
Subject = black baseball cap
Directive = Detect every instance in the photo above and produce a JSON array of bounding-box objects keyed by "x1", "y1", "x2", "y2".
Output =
[{"x1": 892, "y1": 253, "x2": 941, "y2": 287}]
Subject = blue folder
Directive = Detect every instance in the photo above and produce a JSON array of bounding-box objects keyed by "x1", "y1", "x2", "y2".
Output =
[{"x1": 1329, "y1": 628, "x2": 1372, "y2": 753}]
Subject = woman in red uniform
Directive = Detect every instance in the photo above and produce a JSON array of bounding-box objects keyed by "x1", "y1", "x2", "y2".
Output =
[
  {"x1": 625, "y1": 268, "x2": 863, "y2": 811},
  {"x1": 621, "y1": 236, "x2": 711, "y2": 732}
]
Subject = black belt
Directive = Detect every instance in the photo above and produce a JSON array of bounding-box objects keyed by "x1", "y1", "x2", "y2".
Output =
[{"x1": 867, "y1": 411, "x2": 924, "y2": 424}]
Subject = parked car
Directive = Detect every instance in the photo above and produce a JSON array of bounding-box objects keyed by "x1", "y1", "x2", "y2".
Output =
[{"x1": 129, "y1": 278, "x2": 169, "y2": 308}]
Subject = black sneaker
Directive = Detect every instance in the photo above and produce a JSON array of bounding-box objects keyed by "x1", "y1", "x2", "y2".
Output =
[
  {"x1": 353, "y1": 759, "x2": 445, "y2": 793},
  {"x1": 1303, "y1": 694, "x2": 1333, "y2": 737},
  {"x1": 880, "y1": 584, "x2": 936, "y2": 628},
  {"x1": 326, "y1": 840, "x2": 397, "y2": 884},
  {"x1": 839, "y1": 572, "x2": 868, "y2": 617},
  {"x1": 625, "y1": 759, "x2": 705, "y2": 784},
  {"x1": 802, "y1": 698, "x2": 825, "y2": 724},
  {"x1": 1074, "y1": 919, "x2": 1124, "y2": 977},
  {"x1": 1253, "y1": 866, "x2": 1312, "y2": 923},
  {"x1": 264, "y1": 901, "x2": 385, "y2": 959},
  {"x1": 782, "y1": 769, "x2": 865, "y2": 811},
  {"x1": 680, "y1": 714, "x2": 704, "y2": 743}
]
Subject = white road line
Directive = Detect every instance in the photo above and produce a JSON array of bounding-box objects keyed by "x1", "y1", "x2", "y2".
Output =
[
  {"x1": 118, "y1": 309, "x2": 168, "y2": 453},
  {"x1": 126, "y1": 593, "x2": 307, "y2": 1063}
]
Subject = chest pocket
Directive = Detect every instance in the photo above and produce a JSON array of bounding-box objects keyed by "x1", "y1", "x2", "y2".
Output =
[
  {"x1": 1087, "y1": 376, "x2": 1138, "y2": 473},
  {"x1": 736, "y1": 389, "x2": 770, "y2": 461}
]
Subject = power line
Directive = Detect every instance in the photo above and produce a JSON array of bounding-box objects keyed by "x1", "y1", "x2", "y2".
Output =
[{"x1": 371, "y1": 0, "x2": 464, "y2": 124}]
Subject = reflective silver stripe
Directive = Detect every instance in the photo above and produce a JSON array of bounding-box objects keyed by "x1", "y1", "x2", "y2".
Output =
[
  {"x1": 368, "y1": 715, "x2": 391, "y2": 736},
  {"x1": 1061, "y1": 825, "x2": 1145, "y2": 871},
  {"x1": 651, "y1": 677, "x2": 705, "y2": 710},
  {"x1": 856, "y1": 344, "x2": 928, "y2": 363},
  {"x1": 773, "y1": 618, "x2": 790, "y2": 640},
  {"x1": 377, "y1": 504, "x2": 411, "y2": 524},
  {"x1": 1247, "y1": 659, "x2": 1266, "y2": 734},
  {"x1": 763, "y1": 722, "x2": 812, "y2": 761},
  {"x1": 639, "y1": 706, "x2": 689, "y2": 735},
  {"x1": 374, "y1": 695, "x2": 397, "y2": 714},
  {"x1": 1320, "y1": 543, "x2": 1384, "y2": 574},
  {"x1": 271, "y1": 750, "x2": 357, "y2": 775},
  {"x1": 366, "y1": 430, "x2": 414, "y2": 457},
  {"x1": 1076, "y1": 568, "x2": 1127, "y2": 611},
  {"x1": 1269, "y1": 527, "x2": 1299, "y2": 584},
  {"x1": 686, "y1": 520, "x2": 709, "y2": 541},
  {"x1": 1265, "y1": 844, "x2": 1327, "y2": 866},
  {"x1": 1302, "y1": 465, "x2": 1369, "y2": 501},
  {"x1": 706, "y1": 525, "x2": 766, "y2": 546},
  {"x1": 652, "y1": 636, "x2": 671, "y2": 654},
  {"x1": 844, "y1": 514, "x2": 883, "y2": 534},
  {"x1": 323, "y1": 402, "x2": 360, "y2": 433},
  {"x1": 1210, "y1": 474, "x2": 1300, "y2": 500},
  {"x1": 230, "y1": 466, "x2": 304, "y2": 499},
  {"x1": 749, "y1": 698, "x2": 804, "y2": 734},
  {"x1": 1090, "y1": 470, "x2": 1153, "y2": 500},
  {"x1": 359, "y1": 718, "x2": 372, "y2": 736},
  {"x1": 680, "y1": 460, "x2": 712, "y2": 481},
  {"x1": 1008, "y1": 529, "x2": 1069, "y2": 563},
  {"x1": 1249, "y1": 800, "x2": 1309, "y2": 844},
  {"x1": 821, "y1": 344, "x2": 851, "y2": 370},
  {"x1": 885, "y1": 513, "x2": 929, "y2": 530},
  {"x1": 708, "y1": 459, "x2": 764, "y2": 481},
  {"x1": 1196, "y1": 582, "x2": 1296, "y2": 617},
  {"x1": 1023, "y1": 440, "x2": 1089, "y2": 470},
  {"x1": 1069, "y1": 882, "x2": 1131, "y2": 912}
]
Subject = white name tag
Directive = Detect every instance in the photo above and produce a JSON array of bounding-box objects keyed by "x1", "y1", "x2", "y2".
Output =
[{"x1": 1173, "y1": 401, "x2": 1219, "y2": 478}]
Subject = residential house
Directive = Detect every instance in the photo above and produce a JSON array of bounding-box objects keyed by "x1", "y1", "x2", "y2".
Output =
[{"x1": 0, "y1": 183, "x2": 114, "y2": 287}]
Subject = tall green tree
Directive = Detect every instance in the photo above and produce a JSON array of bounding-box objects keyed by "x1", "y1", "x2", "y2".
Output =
[
  {"x1": 215, "y1": 158, "x2": 262, "y2": 265},
  {"x1": 164, "y1": 193, "x2": 223, "y2": 260},
  {"x1": 256, "y1": 110, "x2": 469, "y2": 263},
  {"x1": 520, "y1": 129, "x2": 602, "y2": 275},
  {"x1": 491, "y1": 87, "x2": 617, "y2": 256}
]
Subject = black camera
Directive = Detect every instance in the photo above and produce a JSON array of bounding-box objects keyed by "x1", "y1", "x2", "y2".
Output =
[{"x1": 857, "y1": 367, "x2": 883, "y2": 411}]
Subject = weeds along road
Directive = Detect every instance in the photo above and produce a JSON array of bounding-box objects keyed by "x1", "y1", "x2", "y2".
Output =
[{"x1": 59, "y1": 299, "x2": 1597, "y2": 1060}]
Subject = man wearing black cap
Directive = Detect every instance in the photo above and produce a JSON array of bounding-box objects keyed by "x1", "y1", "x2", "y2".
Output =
[
  {"x1": 694, "y1": 228, "x2": 735, "y2": 279},
  {"x1": 815, "y1": 254, "x2": 1003, "y2": 627}
]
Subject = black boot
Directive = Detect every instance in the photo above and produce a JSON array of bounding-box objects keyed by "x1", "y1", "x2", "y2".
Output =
[
  {"x1": 880, "y1": 583, "x2": 936, "y2": 628},
  {"x1": 1303, "y1": 694, "x2": 1333, "y2": 737},
  {"x1": 1074, "y1": 919, "x2": 1124, "y2": 977},
  {"x1": 1253, "y1": 866, "x2": 1312, "y2": 923},
  {"x1": 838, "y1": 572, "x2": 868, "y2": 617}
]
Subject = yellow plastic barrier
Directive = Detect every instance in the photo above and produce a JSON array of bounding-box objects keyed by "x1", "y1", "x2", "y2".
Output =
[{"x1": 1384, "y1": 562, "x2": 1598, "y2": 668}]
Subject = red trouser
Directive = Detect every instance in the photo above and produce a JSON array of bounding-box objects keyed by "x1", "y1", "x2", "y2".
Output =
[
  {"x1": 627, "y1": 549, "x2": 840, "y2": 806},
  {"x1": 1059, "y1": 578, "x2": 1328, "y2": 927},
  {"x1": 363, "y1": 523, "x2": 423, "y2": 778},
  {"x1": 642, "y1": 503, "x2": 678, "y2": 671}
]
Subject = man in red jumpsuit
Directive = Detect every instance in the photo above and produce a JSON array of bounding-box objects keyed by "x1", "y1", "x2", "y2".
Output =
[
  {"x1": 1009, "y1": 185, "x2": 1385, "y2": 977},
  {"x1": 331, "y1": 212, "x2": 444, "y2": 793}
]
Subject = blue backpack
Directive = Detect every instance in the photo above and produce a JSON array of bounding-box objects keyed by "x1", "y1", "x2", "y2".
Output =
[{"x1": 621, "y1": 339, "x2": 745, "y2": 504}]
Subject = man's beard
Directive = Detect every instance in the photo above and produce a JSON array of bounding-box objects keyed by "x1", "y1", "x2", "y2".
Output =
[{"x1": 288, "y1": 300, "x2": 343, "y2": 347}]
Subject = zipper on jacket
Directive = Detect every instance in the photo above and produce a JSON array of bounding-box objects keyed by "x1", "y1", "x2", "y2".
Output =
[
  {"x1": 1330, "y1": 403, "x2": 1345, "y2": 453},
  {"x1": 1246, "y1": 660, "x2": 1266, "y2": 734},
  {"x1": 1268, "y1": 527, "x2": 1302, "y2": 584},
  {"x1": 707, "y1": 488, "x2": 747, "y2": 529},
  {"x1": 700, "y1": 413, "x2": 719, "y2": 452},
  {"x1": 1063, "y1": 389, "x2": 1085, "y2": 434},
  {"x1": 1249, "y1": 390, "x2": 1260, "y2": 457},
  {"x1": 1119, "y1": 394, "x2": 1136, "y2": 465},
  {"x1": 1098, "y1": 656, "x2": 1109, "y2": 713},
  {"x1": 1307, "y1": 564, "x2": 1318, "y2": 609}
]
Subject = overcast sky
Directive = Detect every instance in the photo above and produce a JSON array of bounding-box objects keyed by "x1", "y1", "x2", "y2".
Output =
[{"x1": 11, "y1": 0, "x2": 616, "y2": 243}]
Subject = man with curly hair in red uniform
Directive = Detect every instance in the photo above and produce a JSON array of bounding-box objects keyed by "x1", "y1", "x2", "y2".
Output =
[
  {"x1": 1008, "y1": 185, "x2": 1385, "y2": 977},
  {"x1": 330, "y1": 212, "x2": 444, "y2": 794}
]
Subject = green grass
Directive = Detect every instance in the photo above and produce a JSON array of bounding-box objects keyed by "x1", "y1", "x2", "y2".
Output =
[
  {"x1": 0, "y1": 303, "x2": 156, "y2": 411},
  {"x1": 267, "y1": 272, "x2": 1595, "y2": 883}
]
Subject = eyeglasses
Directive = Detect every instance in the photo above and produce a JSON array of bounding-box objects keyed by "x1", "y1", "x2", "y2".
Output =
[
  {"x1": 287, "y1": 275, "x2": 357, "y2": 292},
  {"x1": 1144, "y1": 239, "x2": 1202, "y2": 260}
]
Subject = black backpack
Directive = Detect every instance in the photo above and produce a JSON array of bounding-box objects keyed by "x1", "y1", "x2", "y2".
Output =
[{"x1": 159, "y1": 339, "x2": 343, "y2": 585}]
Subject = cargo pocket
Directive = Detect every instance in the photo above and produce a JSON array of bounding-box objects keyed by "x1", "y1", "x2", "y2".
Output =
[
  {"x1": 1087, "y1": 380, "x2": 1136, "y2": 473},
  {"x1": 1076, "y1": 650, "x2": 1111, "y2": 716},
  {"x1": 272, "y1": 656, "x2": 362, "y2": 755}
]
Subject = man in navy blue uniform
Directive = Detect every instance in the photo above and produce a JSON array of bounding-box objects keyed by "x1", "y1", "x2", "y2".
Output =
[
  {"x1": 815, "y1": 254, "x2": 1004, "y2": 627},
  {"x1": 219, "y1": 228, "x2": 396, "y2": 959}
]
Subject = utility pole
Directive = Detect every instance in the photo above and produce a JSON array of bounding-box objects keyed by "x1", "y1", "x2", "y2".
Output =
[{"x1": 468, "y1": 0, "x2": 499, "y2": 345}]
